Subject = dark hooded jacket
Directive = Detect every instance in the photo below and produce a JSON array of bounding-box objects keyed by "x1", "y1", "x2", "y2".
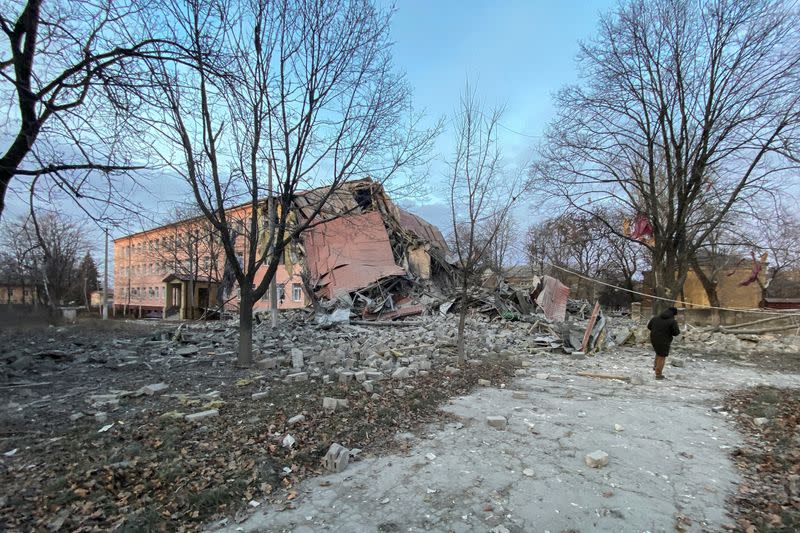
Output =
[{"x1": 647, "y1": 308, "x2": 680, "y2": 356}]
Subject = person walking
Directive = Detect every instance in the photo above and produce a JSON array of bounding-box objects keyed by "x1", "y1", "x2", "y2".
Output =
[{"x1": 647, "y1": 306, "x2": 680, "y2": 380}]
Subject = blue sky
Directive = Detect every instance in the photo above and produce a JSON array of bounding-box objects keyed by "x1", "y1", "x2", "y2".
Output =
[
  {"x1": 386, "y1": 0, "x2": 616, "y2": 231},
  {"x1": 2, "y1": 1, "x2": 617, "y2": 266}
]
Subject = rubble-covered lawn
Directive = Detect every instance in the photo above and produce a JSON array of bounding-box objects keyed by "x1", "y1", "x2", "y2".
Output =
[
  {"x1": 725, "y1": 386, "x2": 800, "y2": 532},
  {"x1": 0, "y1": 316, "x2": 524, "y2": 531}
]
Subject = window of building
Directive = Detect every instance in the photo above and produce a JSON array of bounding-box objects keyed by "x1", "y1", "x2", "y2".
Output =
[
  {"x1": 277, "y1": 283, "x2": 285, "y2": 304},
  {"x1": 292, "y1": 283, "x2": 303, "y2": 302}
]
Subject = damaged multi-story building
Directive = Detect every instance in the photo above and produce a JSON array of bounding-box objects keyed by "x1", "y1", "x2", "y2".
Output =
[{"x1": 113, "y1": 179, "x2": 452, "y2": 319}]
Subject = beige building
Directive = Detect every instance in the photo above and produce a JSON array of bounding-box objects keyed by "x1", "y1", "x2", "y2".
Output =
[{"x1": 1, "y1": 283, "x2": 39, "y2": 305}]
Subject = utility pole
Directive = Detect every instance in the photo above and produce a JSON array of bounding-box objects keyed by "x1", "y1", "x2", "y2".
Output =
[
  {"x1": 268, "y1": 162, "x2": 278, "y2": 328},
  {"x1": 102, "y1": 228, "x2": 109, "y2": 320}
]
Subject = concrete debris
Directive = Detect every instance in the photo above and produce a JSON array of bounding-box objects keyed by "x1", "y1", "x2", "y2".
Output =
[
  {"x1": 670, "y1": 357, "x2": 685, "y2": 367},
  {"x1": 175, "y1": 346, "x2": 199, "y2": 357},
  {"x1": 140, "y1": 383, "x2": 169, "y2": 396},
  {"x1": 323, "y1": 397, "x2": 348, "y2": 411},
  {"x1": 256, "y1": 358, "x2": 277, "y2": 369},
  {"x1": 287, "y1": 414, "x2": 305, "y2": 426},
  {"x1": 322, "y1": 397, "x2": 338, "y2": 410},
  {"x1": 614, "y1": 424, "x2": 624, "y2": 432},
  {"x1": 185, "y1": 409, "x2": 219, "y2": 422},
  {"x1": 486, "y1": 415, "x2": 507, "y2": 428},
  {"x1": 478, "y1": 379, "x2": 491, "y2": 387},
  {"x1": 251, "y1": 391, "x2": 268, "y2": 400},
  {"x1": 291, "y1": 348, "x2": 304, "y2": 369},
  {"x1": 425, "y1": 453, "x2": 436, "y2": 461},
  {"x1": 323, "y1": 443, "x2": 350, "y2": 473},
  {"x1": 753, "y1": 417, "x2": 768, "y2": 426},
  {"x1": 585, "y1": 450, "x2": 609, "y2": 468},
  {"x1": 282, "y1": 434, "x2": 296, "y2": 448},
  {"x1": 512, "y1": 391, "x2": 528, "y2": 399},
  {"x1": 391, "y1": 367, "x2": 411, "y2": 379},
  {"x1": 522, "y1": 468, "x2": 535, "y2": 477},
  {"x1": 286, "y1": 372, "x2": 308, "y2": 382}
]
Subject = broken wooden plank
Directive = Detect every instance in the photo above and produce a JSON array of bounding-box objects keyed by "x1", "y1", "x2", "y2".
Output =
[
  {"x1": 576, "y1": 371, "x2": 630, "y2": 382},
  {"x1": 580, "y1": 301, "x2": 601, "y2": 352},
  {"x1": 0, "y1": 381, "x2": 53, "y2": 389}
]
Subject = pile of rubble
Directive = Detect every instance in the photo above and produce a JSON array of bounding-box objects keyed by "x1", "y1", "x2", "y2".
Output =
[{"x1": 194, "y1": 311, "x2": 548, "y2": 386}]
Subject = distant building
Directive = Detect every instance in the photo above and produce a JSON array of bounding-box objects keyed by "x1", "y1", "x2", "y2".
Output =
[
  {"x1": 643, "y1": 253, "x2": 767, "y2": 310},
  {"x1": 762, "y1": 268, "x2": 800, "y2": 310},
  {"x1": 0, "y1": 283, "x2": 39, "y2": 305},
  {"x1": 90, "y1": 289, "x2": 114, "y2": 308}
]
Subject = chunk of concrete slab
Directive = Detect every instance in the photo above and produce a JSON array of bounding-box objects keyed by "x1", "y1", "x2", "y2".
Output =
[
  {"x1": 584, "y1": 450, "x2": 609, "y2": 468},
  {"x1": 291, "y1": 348, "x2": 304, "y2": 369},
  {"x1": 256, "y1": 358, "x2": 277, "y2": 370},
  {"x1": 287, "y1": 414, "x2": 305, "y2": 426},
  {"x1": 323, "y1": 443, "x2": 350, "y2": 473},
  {"x1": 478, "y1": 379, "x2": 491, "y2": 387},
  {"x1": 185, "y1": 409, "x2": 219, "y2": 422},
  {"x1": 176, "y1": 346, "x2": 199, "y2": 356},
  {"x1": 486, "y1": 416, "x2": 507, "y2": 428},
  {"x1": 392, "y1": 367, "x2": 410, "y2": 379},
  {"x1": 141, "y1": 383, "x2": 169, "y2": 396}
]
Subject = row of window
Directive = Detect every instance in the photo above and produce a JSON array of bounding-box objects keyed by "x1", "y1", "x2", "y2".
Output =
[
  {"x1": 121, "y1": 287, "x2": 162, "y2": 299},
  {"x1": 119, "y1": 283, "x2": 304, "y2": 302},
  {"x1": 254, "y1": 283, "x2": 303, "y2": 302},
  {"x1": 118, "y1": 257, "x2": 222, "y2": 278},
  {"x1": 122, "y1": 223, "x2": 248, "y2": 257}
]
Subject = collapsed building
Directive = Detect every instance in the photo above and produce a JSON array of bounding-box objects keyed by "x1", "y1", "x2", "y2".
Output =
[
  {"x1": 112, "y1": 178, "x2": 454, "y2": 320},
  {"x1": 112, "y1": 177, "x2": 609, "y2": 347}
]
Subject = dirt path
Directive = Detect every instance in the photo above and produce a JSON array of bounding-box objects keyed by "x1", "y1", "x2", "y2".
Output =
[{"x1": 214, "y1": 348, "x2": 800, "y2": 533}]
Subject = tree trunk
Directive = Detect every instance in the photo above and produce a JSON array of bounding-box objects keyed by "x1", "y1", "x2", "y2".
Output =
[
  {"x1": 650, "y1": 258, "x2": 680, "y2": 315},
  {"x1": 456, "y1": 278, "x2": 468, "y2": 363},
  {"x1": 237, "y1": 290, "x2": 254, "y2": 367},
  {"x1": 691, "y1": 259, "x2": 721, "y2": 327}
]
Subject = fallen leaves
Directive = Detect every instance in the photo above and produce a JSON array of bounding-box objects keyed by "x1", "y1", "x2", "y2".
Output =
[
  {"x1": 725, "y1": 386, "x2": 800, "y2": 532},
  {"x1": 1, "y1": 357, "x2": 519, "y2": 532}
]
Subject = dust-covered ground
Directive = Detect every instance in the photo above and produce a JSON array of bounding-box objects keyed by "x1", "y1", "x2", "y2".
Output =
[{"x1": 1, "y1": 317, "x2": 799, "y2": 532}]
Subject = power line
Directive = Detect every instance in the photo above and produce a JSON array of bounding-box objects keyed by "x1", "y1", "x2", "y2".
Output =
[{"x1": 544, "y1": 261, "x2": 800, "y2": 317}]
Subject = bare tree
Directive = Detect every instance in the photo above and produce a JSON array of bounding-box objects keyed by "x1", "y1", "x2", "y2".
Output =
[
  {"x1": 535, "y1": 0, "x2": 800, "y2": 312},
  {"x1": 0, "y1": 0, "x2": 177, "y2": 221},
  {"x1": 482, "y1": 212, "x2": 517, "y2": 275},
  {"x1": 448, "y1": 85, "x2": 526, "y2": 362},
  {"x1": 141, "y1": 0, "x2": 438, "y2": 365},
  {"x1": 0, "y1": 211, "x2": 91, "y2": 305},
  {"x1": 751, "y1": 205, "x2": 800, "y2": 300}
]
